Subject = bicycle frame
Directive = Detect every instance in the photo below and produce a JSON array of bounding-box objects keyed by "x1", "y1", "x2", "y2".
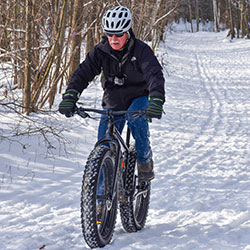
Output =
[
  {"x1": 96, "y1": 115, "x2": 130, "y2": 205},
  {"x1": 76, "y1": 107, "x2": 145, "y2": 204}
]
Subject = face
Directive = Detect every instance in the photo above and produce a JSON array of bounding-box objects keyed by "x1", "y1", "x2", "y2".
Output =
[{"x1": 107, "y1": 32, "x2": 129, "y2": 50}]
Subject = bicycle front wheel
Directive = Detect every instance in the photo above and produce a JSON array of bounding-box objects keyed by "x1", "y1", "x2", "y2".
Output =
[{"x1": 81, "y1": 145, "x2": 117, "y2": 248}]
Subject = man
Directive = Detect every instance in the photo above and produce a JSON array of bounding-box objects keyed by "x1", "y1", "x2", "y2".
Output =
[{"x1": 59, "y1": 6, "x2": 165, "y2": 181}]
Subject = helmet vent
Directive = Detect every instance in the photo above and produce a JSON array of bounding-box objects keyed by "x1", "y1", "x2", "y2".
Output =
[
  {"x1": 123, "y1": 20, "x2": 131, "y2": 29},
  {"x1": 116, "y1": 21, "x2": 121, "y2": 28}
]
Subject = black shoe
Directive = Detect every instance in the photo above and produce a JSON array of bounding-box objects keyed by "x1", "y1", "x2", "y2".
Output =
[{"x1": 138, "y1": 159, "x2": 154, "y2": 182}]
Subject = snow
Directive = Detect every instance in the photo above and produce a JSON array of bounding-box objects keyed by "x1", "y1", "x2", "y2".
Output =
[{"x1": 1, "y1": 30, "x2": 250, "y2": 249}]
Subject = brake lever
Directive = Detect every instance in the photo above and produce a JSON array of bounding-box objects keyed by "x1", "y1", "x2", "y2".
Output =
[
  {"x1": 130, "y1": 110, "x2": 146, "y2": 120},
  {"x1": 76, "y1": 107, "x2": 89, "y2": 118}
]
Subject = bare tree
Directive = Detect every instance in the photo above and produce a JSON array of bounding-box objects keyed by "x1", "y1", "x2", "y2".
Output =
[
  {"x1": 187, "y1": 0, "x2": 194, "y2": 32},
  {"x1": 31, "y1": 0, "x2": 68, "y2": 110},
  {"x1": 48, "y1": 0, "x2": 68, "y2": 108},
  {"x1": 213, "y1": 0, "x2": 220, "y2": 32},
  {"x1": 68, "y1": 0, "x2": 83, "y2": 80},
  {"x1": 239, "y1": 0, "x2": 249, "y2": 38},
  {"x1": 23, "y1": 0, "x2": 32, "y2": 115},
  {"x1": 227, "y1": 0, "x2": 235, "y2": 39},
  {"x1": 195, "y1": 0, "x2": 200, "y2": 32},
  {"x1": 0, "y1": 0, "x2": 10, "y2": 60}
]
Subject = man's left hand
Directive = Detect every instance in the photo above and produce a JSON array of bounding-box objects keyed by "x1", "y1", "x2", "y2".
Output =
[{"x1": 146, "y1": 98, "x2": 164, "y2": 119}]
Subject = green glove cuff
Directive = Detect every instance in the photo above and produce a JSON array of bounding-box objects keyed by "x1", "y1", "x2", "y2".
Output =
[
  {"x1": 148, "y1": 96, "x2": 164, "y2": 102},
  {"x1": 63, "y1": 89, "x2": 80, "y2": 100}
]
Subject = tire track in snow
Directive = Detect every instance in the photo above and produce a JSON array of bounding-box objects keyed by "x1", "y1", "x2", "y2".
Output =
[
  {"x1": 153, "y1": 33, "x2": 250, "y2": 178},
  {"x1": 149, "y1": 32, "x2": 250, "y2": 250},
  {"x1": 157, "y1": 39, "x2": 222, "y2": 176}
]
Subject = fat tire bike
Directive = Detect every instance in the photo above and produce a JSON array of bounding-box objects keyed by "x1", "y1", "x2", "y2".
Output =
[{"x1": 76, "y1": 106, "x2": 151, "y2": 248}]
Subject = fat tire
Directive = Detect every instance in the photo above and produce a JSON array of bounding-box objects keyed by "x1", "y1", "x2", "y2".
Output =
[
  {"x1": 80, "y1": 145, "x2": 117, "y2": 248},
  {"x1": 120, "y1": 148, "x2": 151, "y2": 232}
]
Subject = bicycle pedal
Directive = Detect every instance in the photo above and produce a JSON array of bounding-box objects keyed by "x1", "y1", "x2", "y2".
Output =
[{"x1": 138, "y1": 181, "x2": 149, "y2": 189}]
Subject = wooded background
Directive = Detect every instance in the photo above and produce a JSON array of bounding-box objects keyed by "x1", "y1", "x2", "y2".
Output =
[{"x1": 0, "y1": 0, "x2": 249, "y2": 115}]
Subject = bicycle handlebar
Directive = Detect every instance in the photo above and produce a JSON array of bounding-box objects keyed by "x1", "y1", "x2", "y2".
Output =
[{"x1": 75, "y1": 106, "x2": 146, "y2": 119}]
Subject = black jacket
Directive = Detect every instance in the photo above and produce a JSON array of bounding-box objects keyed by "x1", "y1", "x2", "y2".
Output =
[{"x1": 67, "y1": 31, "x2": 165, "y2": 110}]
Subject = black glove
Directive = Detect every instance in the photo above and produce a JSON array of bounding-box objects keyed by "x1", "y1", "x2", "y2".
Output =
[
  {"x1": 59, "y1": 90, "x2": 80, "y2": 117},
  {"x1": 146, "y1": 97, "x2": 164, "y2": 120}
]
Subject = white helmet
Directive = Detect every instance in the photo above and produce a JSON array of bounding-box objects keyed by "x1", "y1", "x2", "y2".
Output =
[{"x1": 102, "y1": 6, "x2": 132, "y2": 34}]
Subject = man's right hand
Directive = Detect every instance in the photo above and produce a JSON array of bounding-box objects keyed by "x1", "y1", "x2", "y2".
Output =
[{"x1": 59, "y1": 90, "x2": 80, "y2": 117}]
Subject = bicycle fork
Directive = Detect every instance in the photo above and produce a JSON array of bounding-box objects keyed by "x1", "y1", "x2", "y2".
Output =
[{"x1": 107, "y1": 128, "x2": 131, "y2": 208}]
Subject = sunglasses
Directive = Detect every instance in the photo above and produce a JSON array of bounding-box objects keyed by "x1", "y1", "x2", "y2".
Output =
[{"x1": 106, "y1": 32, "x2": 125, "y2": 38}]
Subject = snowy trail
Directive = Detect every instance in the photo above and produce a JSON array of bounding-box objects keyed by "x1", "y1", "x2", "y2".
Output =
[
  {"x1": 1, "y1": 31, "x2": 250, "y2": 250},
  {"x1": 150, "y1": 32, "x2": 250, "y2": 250}
]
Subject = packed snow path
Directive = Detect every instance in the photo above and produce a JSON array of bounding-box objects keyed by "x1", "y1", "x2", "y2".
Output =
[
  {"x1": 150, "y1": 32, "x2": 250, "y2": 249},
  {"x1": 1, "y1": 31, "x2": 250, "y2": 250}
]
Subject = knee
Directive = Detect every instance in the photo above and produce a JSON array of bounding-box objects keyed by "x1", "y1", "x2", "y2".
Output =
[{"x1": 127, "y1": 116, "x2": 148, "y2": 131}]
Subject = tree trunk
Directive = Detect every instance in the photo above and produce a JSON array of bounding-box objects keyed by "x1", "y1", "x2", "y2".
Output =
[
  {"x1": 195, "y1": 0, "x2": 200, "y2": 32},
  {"x1": 213, "y1": 0, "x2": 219, "y2": 32},
  {"x1": 31, "y1": 1, "x2": 40, "y2": 78},
  {"x1": 0, "y1": 0, "x2": 10, "y2": 61},
  {"x1": 227, "y1": 0, "x2": 235, "y2": 40},
  {"x1": 48, "y1": 0, "x2": 68, "y2": 108},
  {"x1": 86, "y1": 2, "x2": 97, "y2": 54},
  {"x1": 235, "y1": 1, "x2": 241, "y2": 38},
  {"x1": 187, "y1": 0, "x2": 193, "y2": 32},
  {"x1": 23, "y1": 0, "x2": 32, "y2": 115},
  {"x1": 13, "y1": 0, "x2": 18, "y2": 85},
  {"x1": 68, "y1": 0, "x2": 82, "y2": 80},
  {"x1": 245, "y1": 4, "x2": 249, "y2": 38},
  {"x1": 149, "y1": 0, "x2": 162, "y2": 41},
  {"x1": 240, "y1": 0, "x2": 246, "y2": 38},
  {"x1": 137, "y1": 0, "x2": 147, "y2": 39}
]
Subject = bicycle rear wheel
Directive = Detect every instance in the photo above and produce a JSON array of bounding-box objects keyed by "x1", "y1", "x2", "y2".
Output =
[
  {"x1": 81, "y1": 145, "x2": 117, "y2": 248},
  {"x1": 120, "y1": 148, "x2": 151, "y2": 232}
]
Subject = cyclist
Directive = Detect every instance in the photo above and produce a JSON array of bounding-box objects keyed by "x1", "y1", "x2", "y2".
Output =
[{"x1": 59, "y1": 6, "x2": 165, "y2": 182}]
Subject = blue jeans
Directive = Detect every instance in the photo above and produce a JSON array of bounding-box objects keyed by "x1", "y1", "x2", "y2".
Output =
[
  {"x1": 97, "y1": 96, "x2": 152, "y2": 164},
  {"x1": 97, "y1": 96, "x2": 152, "y2": 198}
]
